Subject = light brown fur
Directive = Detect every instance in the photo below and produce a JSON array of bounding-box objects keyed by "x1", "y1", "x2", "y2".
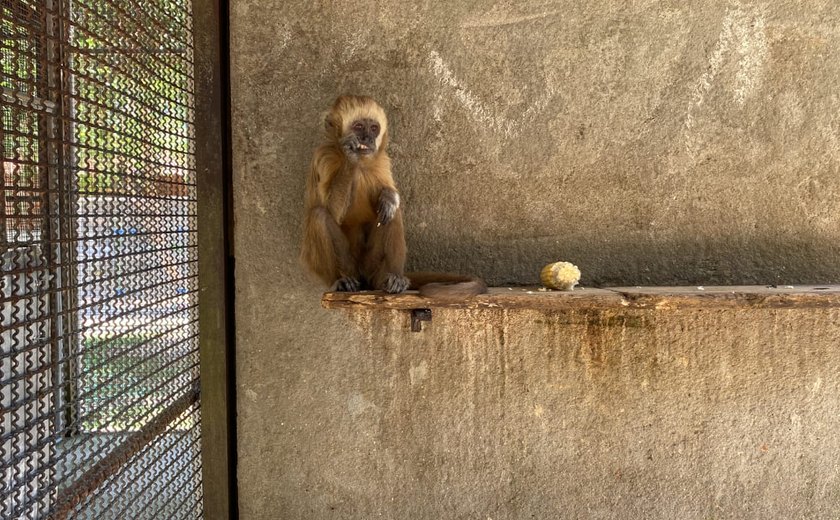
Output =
[{"x1": 300, "y1": 95, "x2": 485, "y2": 296}]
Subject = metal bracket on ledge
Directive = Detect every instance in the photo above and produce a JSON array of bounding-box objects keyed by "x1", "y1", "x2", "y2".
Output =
[{"x1": 410, "y1": 308, "x2": 432, "y2": 332}]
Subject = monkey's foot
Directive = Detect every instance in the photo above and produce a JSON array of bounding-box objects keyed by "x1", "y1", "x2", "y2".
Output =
[
  {"x1": 331, "y1": 276, "x2": 361, "y2": 292},
  {"x1": 380, "y1": 273, "x2": 409, "y2": 294}
]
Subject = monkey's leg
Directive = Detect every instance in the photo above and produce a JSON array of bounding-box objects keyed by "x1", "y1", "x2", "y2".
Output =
[
  {"x1": 304, "y1": 207, "x2": 361, "y2": 291},
  {"x1": 363, "y1": 211, "x2": 409, "y2": 293}
]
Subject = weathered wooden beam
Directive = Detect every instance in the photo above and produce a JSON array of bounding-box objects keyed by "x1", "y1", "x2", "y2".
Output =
[
  {"x1": 322, "y1": 285, "x2": 840, "y2": 311},
  {"x1": 322, "y1": 287, "x2": 622, "y2": 311}
]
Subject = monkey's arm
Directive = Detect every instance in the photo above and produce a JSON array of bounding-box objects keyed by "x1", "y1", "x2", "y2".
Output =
[
  {"x1": 319, "y1": 164, "x2": 357, "y2": 225},
  {"x1": 376, "y1": 187, "x2": 400, "y2": 226}
]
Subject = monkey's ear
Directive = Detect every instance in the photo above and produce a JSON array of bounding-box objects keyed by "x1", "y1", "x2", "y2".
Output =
[{"x1": 323, "y1": 112, "x2": 336, "y2": 132}]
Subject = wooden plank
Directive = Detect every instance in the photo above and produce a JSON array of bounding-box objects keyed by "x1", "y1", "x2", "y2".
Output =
[
  {"x1": 609, "y1": 285, "x2": 840, "y2": 309},
  {"x1": 323, "y1": 287, "x2": 624, "y2": 310},
  {"x1": 322, "y1": 285, "x2": 840, "y2": 311}
]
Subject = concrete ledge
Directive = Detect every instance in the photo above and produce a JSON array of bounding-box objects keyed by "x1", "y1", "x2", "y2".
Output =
[{"x1": 323, "y1": 285, "x2": 840, "y2": 311}]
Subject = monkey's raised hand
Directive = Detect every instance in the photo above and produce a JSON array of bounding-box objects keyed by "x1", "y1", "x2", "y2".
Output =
[
  {"x1": 377, "y1": 188, "x2": 400, "y2": 226},
  {"x1": 340, "y1": 134, "x2": 362, "y2": 158}
]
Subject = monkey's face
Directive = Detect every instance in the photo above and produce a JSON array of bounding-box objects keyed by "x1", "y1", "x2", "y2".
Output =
[{"x1": 342, "y1": 118, "x2": 381, "y2": 158}]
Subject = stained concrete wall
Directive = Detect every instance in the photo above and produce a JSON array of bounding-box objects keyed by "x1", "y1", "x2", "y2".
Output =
[{"x1": 229, "y1": 1, "x2": 840, "y2": 518}]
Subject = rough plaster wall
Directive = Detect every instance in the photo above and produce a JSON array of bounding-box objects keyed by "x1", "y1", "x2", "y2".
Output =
[
  {"x1": 232, "y1": 0, "x2": 840, "y2": 287},
  {"x1": 229, "y1": 1, "x2": 840, "y2": 518},
  {"x1": 245, "y1": 308, "x2": 840, "y2": 519}
]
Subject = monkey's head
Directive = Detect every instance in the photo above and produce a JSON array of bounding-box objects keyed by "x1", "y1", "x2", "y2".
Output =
[{"x1": 324, "y1": 95, "x2": 389, "y2": 159}]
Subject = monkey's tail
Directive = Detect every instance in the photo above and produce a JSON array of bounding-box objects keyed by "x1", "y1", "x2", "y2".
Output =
[{"x1": 406, "y1": 272, "x2": 488, "y2": 297}]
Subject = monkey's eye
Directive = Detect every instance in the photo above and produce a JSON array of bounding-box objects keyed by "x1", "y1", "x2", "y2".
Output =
[
  {"x1": 371, "y1": 124, "x2": 380, "y2": 134},
  {"x1": 352, "y1": 122, "x2": 364, "y2": 131}
]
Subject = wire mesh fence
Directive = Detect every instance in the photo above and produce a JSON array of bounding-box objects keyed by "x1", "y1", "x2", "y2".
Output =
[{"x1": 1, "y1": 0, "x2": 203, "y2": 518}]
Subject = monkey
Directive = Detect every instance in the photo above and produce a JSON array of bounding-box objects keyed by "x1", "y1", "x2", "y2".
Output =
[{"x1": 300, "y1": 95, "x2": 486, "y2": 297}]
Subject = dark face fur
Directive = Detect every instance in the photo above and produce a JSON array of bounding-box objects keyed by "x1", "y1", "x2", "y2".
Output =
[{"x1": 341, "y1": 118, "x2": 381, "y2": 158}]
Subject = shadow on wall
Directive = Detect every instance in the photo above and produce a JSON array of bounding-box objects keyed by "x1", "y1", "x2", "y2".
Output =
[{"x1": 404, "y1": 231, "x2": 840, "y2": 287}]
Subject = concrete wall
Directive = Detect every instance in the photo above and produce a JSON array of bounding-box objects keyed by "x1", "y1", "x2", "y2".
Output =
[{"x1": 229, "y1": 1, "x2": 840, "y2": 518}]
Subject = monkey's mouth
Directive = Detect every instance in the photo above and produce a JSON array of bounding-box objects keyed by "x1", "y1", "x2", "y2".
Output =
[{"x1": 356, "y1": 143, "x2": 375, "y2": 155}]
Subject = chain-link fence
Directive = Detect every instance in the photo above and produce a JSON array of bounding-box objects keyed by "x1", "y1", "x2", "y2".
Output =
[{"x1": 2, "y1": 0, "x2": 203, "y2": 518}]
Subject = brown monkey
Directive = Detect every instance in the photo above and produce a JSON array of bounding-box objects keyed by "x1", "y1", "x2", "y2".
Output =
[{"x1": 300, "y1": 95, "x2": 486, "y2": 296}]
